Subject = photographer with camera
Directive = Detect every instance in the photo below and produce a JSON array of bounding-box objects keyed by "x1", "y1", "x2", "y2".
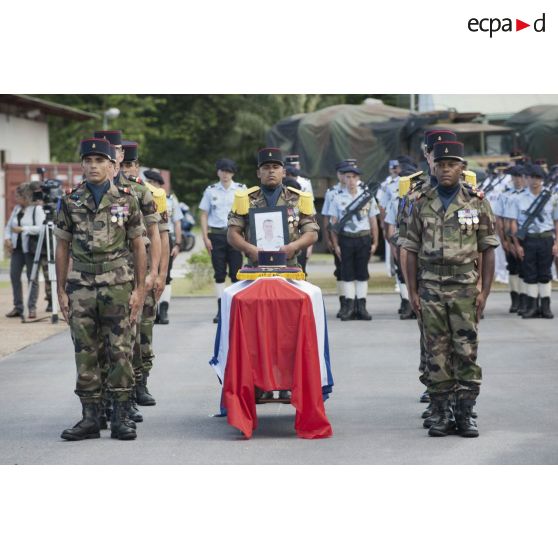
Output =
[
  {"x1": 4, "y1": 183, "x2": 46, "y2": 319},
  {"x1": 29, "y1": 180, "x2": 57, "y2": 312}
]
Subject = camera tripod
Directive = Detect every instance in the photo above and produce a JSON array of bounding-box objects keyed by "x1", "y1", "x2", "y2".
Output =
[{"x1": 27, "y1": 221, "x2": 59, "y2": 324}]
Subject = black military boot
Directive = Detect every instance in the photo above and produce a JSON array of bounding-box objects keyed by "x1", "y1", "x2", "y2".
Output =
[
  {"x1": 99, "y1": 404, "x2": 108, "y2": 430},
  {"x1": 339, "y1": 297, "x2": 356, "y2": 321},
  {"x1": 158, "y1": 301, "x2": 169, "y2": 325},
  {"x1": 455, "y1": 398, "x2": 479, "y2": 437},
  {"x1": 423, "y1": 397, "x2": 439, "y2": 428},
  {"x1": 336, "y1": 296, "x2": 346, "y2": 319},
  {"x1": 278, "y1": 390, "x2": 291, "y2": 401},
  {"x1": 213, "y1": 298, "x2": 221, "y2": 324},
  {"x1": 421, "y1": 402, "x2": 433, "y2": 419},
  {"x1": 110, "y1": 398, "x2": 137, "y2": 440},
  {"x1": 128, "y1": 394, "x2": 144, "y2": 422},
  {"x1": 61, "y1": 401, "x2": 101, "y2": 441},
  {"x1": 540, "y1": 297, "x2": 554, "y2": 319},
  {"x1": 400, "y1": 299, "x2": 415, "y2": 320},
  {"x1": 136, "y1": 373, "x2": 156, "y2": 406},
  {"x1": 517, "y1": 293, "x2": 527, "y2": 316},
  {"x1": 427, "y1": 396, "x2": 456, "y2": 437},
  {"x1": 355, "y1": 298, "x2": 372, "y2": 320},
  {"x1": 509, "y1": 291, "x2": 520, "y2": 313},
  {"x1": 522, "y1": 296, "x2": 539, "y2": 319}
]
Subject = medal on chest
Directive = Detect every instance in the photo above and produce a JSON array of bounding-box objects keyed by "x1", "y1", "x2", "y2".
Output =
[
  {"x1": 458, "y1": 208, "x2": 479, "y2": 235},
  {"x1": 110, "y1": 204, "x2": 129, "y2": 227}
]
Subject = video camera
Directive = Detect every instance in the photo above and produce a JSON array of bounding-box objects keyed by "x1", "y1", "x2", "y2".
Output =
[{"x1": 32, "y1": 168, "x2": 64, "y2": 220}]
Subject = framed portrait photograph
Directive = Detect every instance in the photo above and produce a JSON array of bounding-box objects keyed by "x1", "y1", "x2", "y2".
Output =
[{"x1": 249, "y1": 206, "x2": 289, "y2": 251}]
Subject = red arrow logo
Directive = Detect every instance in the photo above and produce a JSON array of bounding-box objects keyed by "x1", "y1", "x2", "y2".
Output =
[{"x1": 516, "y1": 19, "x2": 530, "y2": 31}]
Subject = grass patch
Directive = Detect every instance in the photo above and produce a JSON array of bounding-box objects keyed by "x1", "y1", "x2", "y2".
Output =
[{"x1": 171, "y1": 272, "x2": 558, "y2": 297}]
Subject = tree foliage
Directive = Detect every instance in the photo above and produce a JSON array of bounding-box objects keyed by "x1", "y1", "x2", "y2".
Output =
[{"x1": 39, "y1": 94, "x2": 407, "y2": 205}]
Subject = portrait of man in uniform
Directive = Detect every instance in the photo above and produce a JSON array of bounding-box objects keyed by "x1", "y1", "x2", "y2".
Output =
[{"x1": 250, "y1": 207, "x2": 289, "y2": 251}]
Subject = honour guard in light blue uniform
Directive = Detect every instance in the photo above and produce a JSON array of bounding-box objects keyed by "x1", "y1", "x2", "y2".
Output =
[
  {"x1": 199, "y1": 159, "x2": 246, "y2": 323},
  {"x1": 510, "y1": 164, "x2": 558, "y2": 318},
  {"x1": 329, "y1": 165, "x2": 380, "y2": 321}
]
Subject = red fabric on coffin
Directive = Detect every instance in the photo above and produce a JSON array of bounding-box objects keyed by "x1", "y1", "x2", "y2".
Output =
[{"x1": 223, "y1": 278, "x2": 332, "y2": 439}]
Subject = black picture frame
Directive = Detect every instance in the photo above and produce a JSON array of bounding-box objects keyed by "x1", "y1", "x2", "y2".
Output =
[{"x1": 248, "y1": 206, "x2": 289, "y2": 249}]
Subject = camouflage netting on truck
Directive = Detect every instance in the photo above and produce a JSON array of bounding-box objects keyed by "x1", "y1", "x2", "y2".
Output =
[
  {"x1": 266, "y1": 101, "x2": 411, "y2": 182},
  {"x1": 506, "y1": 105, "x2": 558, "y2": 165}
]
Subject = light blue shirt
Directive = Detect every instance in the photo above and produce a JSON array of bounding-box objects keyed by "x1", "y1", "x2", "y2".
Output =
[
  {"x1": 377, "y1": 176, "x2": 399, "y2": 209},
  {"x1": 330, "y1": 186, "x2": 380, "y2": 233},
  {"x1": 509, "y1": 188, "x2": 558, "y2": 233},
  {"x1": 502, "y1": 189, "x2": 525, "y2": 219},
  {"x1": 492, "y1": 187, "x2": 513, "y2": 218},
  {"x1": 384, "y1": 195, "x2": 400, "y2": 227},
  {"x1": 322, "y1": 183, "x2": 344, "y2": 216},
  {"x1": 199, "y1": 182, "x2": 245, "y2": 228}
]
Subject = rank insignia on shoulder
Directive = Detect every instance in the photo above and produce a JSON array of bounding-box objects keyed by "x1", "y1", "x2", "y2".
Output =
[{"x1": 232, "y1": 188, "x2": 253, "y2": 215}]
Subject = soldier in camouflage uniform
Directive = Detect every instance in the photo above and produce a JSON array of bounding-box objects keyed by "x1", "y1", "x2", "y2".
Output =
[
  {"x1": 120, "y1": 140, "x2": 170, "y2": 408},
  {"x1": 404, "y1": 141, "x2": 498, "y2": 438},
  {"x1": 227, "y1": 147, "x2": 319, "y2": 268},
  {"x1": 227, "y1": 147, "x2": 319, "y2": 401},
  {"x1": 397, "y1": 130, "x2": 456, "y2": 415},
  {"x1": 93, "y1": 131, "x2": 162, "y2": 423},
  {"x1": 55, "y1": 138, "x2": 146, "y2": 441}
]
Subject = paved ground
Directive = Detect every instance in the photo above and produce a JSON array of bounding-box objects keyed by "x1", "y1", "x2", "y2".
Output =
[{"x1": 0, "y1": 291, "x2": 557, "y2": 464}]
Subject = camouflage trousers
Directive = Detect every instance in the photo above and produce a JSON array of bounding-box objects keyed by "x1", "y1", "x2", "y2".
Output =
[
  {"x1": 67, "y1": 282, "x2": 134, "y2": 403},
  {"x1": 416, "y1": 311, "x2": 428, "y2": 386},
  {"x1": 132, "y1": 288, "x2": 157, "y2": 383},
  {"x1": 419, "y1": 282, "x2": 481, "y2": 397}
]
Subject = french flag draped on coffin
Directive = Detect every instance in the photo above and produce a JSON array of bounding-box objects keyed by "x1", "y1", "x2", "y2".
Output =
[{"x1": 210, "y1": 277, "x2": 334, "y2": 439}]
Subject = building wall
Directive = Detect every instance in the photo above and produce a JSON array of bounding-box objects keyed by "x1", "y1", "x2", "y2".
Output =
[
  {"x1": 0, "y1": 114, "x2": 50, "y2": 163},
  {"x1": 418, "y1": 94, "x2": 558, "y2": 118}
]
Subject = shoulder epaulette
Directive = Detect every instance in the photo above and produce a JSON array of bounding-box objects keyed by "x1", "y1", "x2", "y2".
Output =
[
  {"x1": 287, "y1": 187, "x2": 315, "y2": 214},
  {"x1": 231, "y1": 186, "x2": 260, "y2": 215},
  {"x1": 126, "y1": 175, "x2": 144, "y2": 185},
  {"x1": 117, "y1": 185, "x2": 133, "y2": 195},
  {"x1": 147, "y1": 185, "x2": 167, "y2": 213},
  {"x1": 463, "y1": 169, "x2": 478, "y2": 189},
  {"x1": 68, "y1": 182, "x2": 84, "y2": 199},
  {"x1": 463, "y1": 182, "x2": 484, "y2": 200}
]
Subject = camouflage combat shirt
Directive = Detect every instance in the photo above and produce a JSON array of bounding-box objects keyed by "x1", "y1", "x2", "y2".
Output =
[
  {"x1": 403, "y1": 181, "x2": 499, "y2": 286},
  {"x1": 54, "y1": 181, "x2": 146, "y2": 287}
]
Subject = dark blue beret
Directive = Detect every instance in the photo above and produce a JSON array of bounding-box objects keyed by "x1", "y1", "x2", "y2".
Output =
[
  {"x1": 216, "y1": 158, "x2": 237, "y2": 173},
  {"x1": 144, "y1": 169, "x2": 164, "y2": 185}
]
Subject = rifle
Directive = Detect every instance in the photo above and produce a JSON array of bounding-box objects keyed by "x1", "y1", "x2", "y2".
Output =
[
  {"x1": 515, "y1": 188, "x2": 553, "y2": 241},
  {"x1": 328, "y1": 178, "x2": 381, "y2": 235},
  {"x1": 482, "y1": 173, "x2": 506, "y2": 196}
]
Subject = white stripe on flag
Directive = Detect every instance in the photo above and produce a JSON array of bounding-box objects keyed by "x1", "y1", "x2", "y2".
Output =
[{"x1": 210, "y1": 277, "x2": 332, "y2": 389}]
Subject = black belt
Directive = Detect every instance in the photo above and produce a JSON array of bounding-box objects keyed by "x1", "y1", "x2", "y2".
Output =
[
  {"x1": 420, "y1": 261, "x2": 475, "y2": 275},
  {"x1": 339, "y1": 231, "x2": 371, "y2": 239},
  {"x1": 209, "y1": 227, "x2": 228, "y2": 235},
  {"x1": 72, "y1": 257, "x2": 127, "y2": 274},
  {"x1": 525, "y1": 231, "x2": 554, "y2": 239}
]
